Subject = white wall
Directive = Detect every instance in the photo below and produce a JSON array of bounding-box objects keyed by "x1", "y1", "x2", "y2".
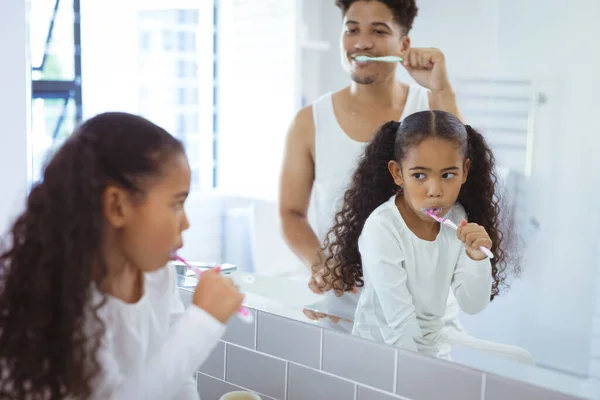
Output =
[
  {"x1": 484, "y1": 0, "x2": 600, "y2": 377},
  {"x1": 216, "y1": 0, "x2": 298, "y2": 199},
  {"x1": 0, "y1": 1, "x2": 31, "y2": 236},
  {"x1": 309, "y1": 0, "x2": 600, "y2": 378}
]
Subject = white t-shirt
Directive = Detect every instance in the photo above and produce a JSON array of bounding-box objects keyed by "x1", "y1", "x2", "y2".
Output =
[
  {"x1": 308, "y1": 85, "x2": 431, "y2": 332},
  {"x1": 353, "y1": 196, "x2": 493, "y2": 359},
  {"x1": 92, "y1": 264, "x2": 224, "y2": 399}
]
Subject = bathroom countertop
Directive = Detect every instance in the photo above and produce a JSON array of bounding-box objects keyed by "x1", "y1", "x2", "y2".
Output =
[
  {"x1": 180, "y1": 270, "x2": 600, "y2": 399},
  {"x1": 179, "y1": 270, "x2": 319, "y2": 322}
]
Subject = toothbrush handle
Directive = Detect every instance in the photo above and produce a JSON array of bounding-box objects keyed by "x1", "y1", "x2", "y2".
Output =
[
  {"x1": 443, "y1": 220, "x2": 459, "y2": 230},
  {"x1": 479, "y1": 247, "x2": 494, "y2": 259},
  {"x1": 443, "y1": 221, "x2": 494, "y2": 259}
]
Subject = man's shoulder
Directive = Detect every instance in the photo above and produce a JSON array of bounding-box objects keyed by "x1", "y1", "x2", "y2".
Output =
[
  {"x1": 286, "y1": 104, "x2": 316, "y2": 154},
  {"x1": 290, "y1": 104, "x2": 315, "y2": 134},
  {"x1": 295, "y1": 103, "x2": 313, "y2": 121}
]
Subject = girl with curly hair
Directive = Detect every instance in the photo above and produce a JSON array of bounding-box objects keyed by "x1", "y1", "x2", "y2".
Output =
[
  {"x1": 0, "y1": 112, "x2": 243, "y2": 399},
  {"x1": 319, "y1": 110, "x2": 518, "y2": 358}
]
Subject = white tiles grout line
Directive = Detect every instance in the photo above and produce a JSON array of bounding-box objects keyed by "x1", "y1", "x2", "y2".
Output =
[
  {"x1": 393, "y1": 349, "x2": 398, "y2": 394},
  {"x1": 220, "y1": 312, "x2": 498, "y2": 400},
  {"x1": 480, "y1": 373, "x2": 487, "y2": 400},
  {"x1": 253, "y1": 310, "x2": 259, "y2": 350},
  {"x1": 223, "y1": 343, "x2": 228, "y2": 381},
  {"x1": 223, "y1": 342, "x2": 399, "y2": 396},
  {"x1": 198, "y1": 372, "x2": 275, "y2": 400},
  {"x1": 284, "y1": 361, "x2": 289, "y2": 400},
  {"x1": 356, "y1": 385, "x2": 412, "y2": 400},
  {"x1": 222, "y1": 320, "x2": 491, "y2": 400},
  {"x1": 319, "y1": 327, "x2": 324, "y2": 370}
]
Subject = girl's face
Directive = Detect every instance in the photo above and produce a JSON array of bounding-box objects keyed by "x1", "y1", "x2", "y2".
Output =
[
  {"x1": 103, "y1": 151, "x2": 191, "y2": 273},
  {"x1": 389, "y1": 137, "x2": 470, "y2": 221}
]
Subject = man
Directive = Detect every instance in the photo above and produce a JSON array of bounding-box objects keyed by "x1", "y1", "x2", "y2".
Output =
[{"x1": 280, "y1": 0, "x2": 464, "y2": 295}]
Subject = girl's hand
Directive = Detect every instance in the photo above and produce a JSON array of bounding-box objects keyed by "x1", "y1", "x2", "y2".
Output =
[
  {"x1": 456, "y1": 220, "x2": 493, "y2": 260},
  {"x1": 193, "y1": 267, "x2": 244, "y2": 324}
]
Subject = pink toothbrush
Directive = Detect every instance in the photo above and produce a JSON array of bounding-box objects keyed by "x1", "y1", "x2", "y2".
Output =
[
  {"x1": 425, "y1": 211, "x2": 494, "y2": 259},
  {"x1": 174, "y1": 254, "x2": 254, "y2": 323}
]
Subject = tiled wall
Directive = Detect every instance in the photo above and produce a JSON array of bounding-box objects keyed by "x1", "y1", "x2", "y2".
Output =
[{"x1": 179, "y1": 289, "x2": 584, "y2": 400}]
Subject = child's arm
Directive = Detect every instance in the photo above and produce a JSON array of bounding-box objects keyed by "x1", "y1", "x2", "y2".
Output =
[
  {"x1": 168, "y1": 266, "x2": 208, "y2": 399},
  {"x1": 450, "y1": 247, "x2": 493, "y2": 315},
  {"x1": 358, "y1": 217, "x2": 422, "y2": 350},
  {"x1": 94, "y1": 266, "x2": 225, "y2": 399}
]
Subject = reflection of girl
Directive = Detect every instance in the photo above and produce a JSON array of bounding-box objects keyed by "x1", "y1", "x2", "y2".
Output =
[{"x1": 320, "y1": 110, "x2": 517, "y2": 358}]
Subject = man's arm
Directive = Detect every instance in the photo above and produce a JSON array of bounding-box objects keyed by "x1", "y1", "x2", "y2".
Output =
[
  {"x1": 401, "y1": 47, "x2": 464, "y2": 123},
  {"x1": 428, "y1": 88, "x2": 465, "y2": 123},
  {"x1": 279, "y1": 106, "x2": 321, "y2": 270}
]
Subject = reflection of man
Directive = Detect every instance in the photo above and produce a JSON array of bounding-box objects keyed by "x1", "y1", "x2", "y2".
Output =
[
  {"x1": 279, "y1": 0, "x2": 466, "y2": 335},
  {"x1": 280, "y1": 1, "x2": 462, "y2": 286},
  {"x1": 303, "y1": 309, "x2": 352, "y2": 325}
]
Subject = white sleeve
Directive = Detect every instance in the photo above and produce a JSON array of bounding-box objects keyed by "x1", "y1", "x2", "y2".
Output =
[
  {"x1": 95, "y1": 267, "x2": 225, "y2": 400},
  {"x1": 450, "y1": 247, "x2": 493, "y2": 315},
  {"x1": 168, "y1": 267, "x2": 205, "y2": 400},
  {"x1": 358, "y1": 217, "x2": 421, "y2": 351}
]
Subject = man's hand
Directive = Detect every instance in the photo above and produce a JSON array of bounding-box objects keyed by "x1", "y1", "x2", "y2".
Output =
[
  {"x1": 402, "y1": 47, "x2": 452, "y2": 94},
  {"x1": 308, "y1": 264, "x2": 358, "y2": 296}
]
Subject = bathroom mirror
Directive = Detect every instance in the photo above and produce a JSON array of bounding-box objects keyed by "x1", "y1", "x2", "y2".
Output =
[{"x1": 40, "y1": 0, "x2": 599, "y2": 399}]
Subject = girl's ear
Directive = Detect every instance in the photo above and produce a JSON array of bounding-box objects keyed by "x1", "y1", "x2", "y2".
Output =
[
  {"x1": 388, "y1": 160, "x2": 404, "y2": 187},
  {"x1": 462, "y1": 158, "x2": 471, "y2": 184},
  {"x1": 102, "y1": 185, "x2": 134, "y2": 228}
]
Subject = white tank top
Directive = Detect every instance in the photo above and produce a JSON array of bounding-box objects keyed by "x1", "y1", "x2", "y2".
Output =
[{"x1": 310, "y1": 85, "x2": 430, "y2": 243}]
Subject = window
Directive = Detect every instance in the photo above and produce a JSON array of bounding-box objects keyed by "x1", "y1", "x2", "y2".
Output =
[
  {"x1": 190, "y1": 88, "x2": 199, "y2": 105},
  {"x1": 139, "y1": 31, "x2": 151, "y2": 51},
  {"x1": 178, "y1": 9, "x2": 199, "y2": 24},
  {"x1": 189, "y1": 61, "x2": 198, "y2": 79},
  {"x1": 163, "y1": 30, "x2": 175, "y2": 51},
  {"x1": 177, "y1": 31, "x2": 186, "y2": 51},
  {"x1": 30, "y1": 0, "x2": 82, "y2": 185},
  {"x1": 177, "y1": 114, "x2": 186, "y2": 136},
  {"x1": 30, "y1": 0, "x2": 297, "y2": 194},
  {"x1": 136, "y1": 6, "x2": 215, "y2": 190},
  {"x1": 177, "y1": 87, "x2": 186, "y2": 105},
  {"x1": 177, "y1": 59, "x2": 186, "y2": 78}
]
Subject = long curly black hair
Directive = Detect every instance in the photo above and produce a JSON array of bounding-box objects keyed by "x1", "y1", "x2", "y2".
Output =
[
  {"x1": 0, "y1": 112, "x2": 184, "y2": 399},
  {"x1": 319, "y1": 110, "x2": 519, "y2": 300}
]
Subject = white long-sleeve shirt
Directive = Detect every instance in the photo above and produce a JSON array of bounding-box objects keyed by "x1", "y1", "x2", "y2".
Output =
[
  {"x1": 352, "y1": 196, "x2": 493, "y2": 359},
  {"x1": 92, "y1": 263, "x2": 225, "y2": 399}
]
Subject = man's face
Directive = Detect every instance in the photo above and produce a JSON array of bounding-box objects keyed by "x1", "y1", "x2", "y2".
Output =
[{"x1": 340, "y1": 0, "x2": 409, "y2": 84}]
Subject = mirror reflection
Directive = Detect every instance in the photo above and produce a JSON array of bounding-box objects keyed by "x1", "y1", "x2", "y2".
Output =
[{"x1": 22, "y1": 0, "x2": 600, "y2": 398}]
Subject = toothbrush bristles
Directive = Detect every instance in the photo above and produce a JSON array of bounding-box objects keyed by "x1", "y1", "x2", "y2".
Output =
[{"x1": 425, "y1": 210, "x2": 443, "y2": 222}]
